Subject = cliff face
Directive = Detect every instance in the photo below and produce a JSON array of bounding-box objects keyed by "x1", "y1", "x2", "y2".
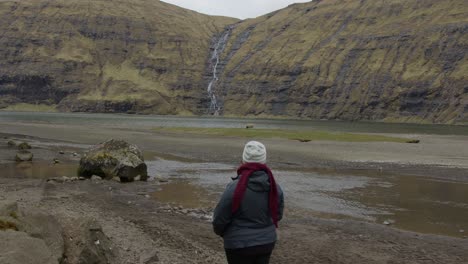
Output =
[
  {"x1": 0, "y1": 0, "x2": 237, "y2": 115},
  {"x1": 0, "y1": 0, "x2": 467, "y2": 123},
  {"x1": 212, "y1": 0, "x2": 468, "y2": 123}
]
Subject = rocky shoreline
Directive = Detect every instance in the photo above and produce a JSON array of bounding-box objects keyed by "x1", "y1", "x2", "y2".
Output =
[{"x1": 1, "y1": 129, "x2": 468, "y2": 263}]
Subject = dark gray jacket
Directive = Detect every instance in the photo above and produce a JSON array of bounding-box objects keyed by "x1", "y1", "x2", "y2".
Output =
[{"x1": 212, "y1": 170, "x2": 284, "y2": 249}]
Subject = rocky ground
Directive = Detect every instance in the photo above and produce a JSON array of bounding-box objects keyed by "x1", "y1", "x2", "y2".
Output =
[
  {"x1": 1, "y1": 130, "x2": 468, "y2": 263},
  {"x1": 1, "y1": 171, "x2": 468, "y2": 263}
]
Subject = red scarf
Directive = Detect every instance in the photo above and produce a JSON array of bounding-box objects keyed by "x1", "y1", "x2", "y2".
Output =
[{"x1": 232, "y1": 163, "x2": 279, "y2": 228}]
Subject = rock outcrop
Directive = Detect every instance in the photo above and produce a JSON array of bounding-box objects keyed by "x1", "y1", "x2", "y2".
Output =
[
  {"x1": 0, "y1": 0, "x2": 237, "y2": 115},
  {"x1": 212, "y1": 0, "x2": 468, "y2": 124},
  {"x1": 0, "y1": 203, "x2": 63, "y2": 264},
  {"x1": 0, "y1": 230, "x2": 58, "y2": 264},
  {"x1": 78, "y1": 139, "x2": 148, "y2": 182},
  {"x1": 0, "y1": 203, "x2": 117, "y2": 264}
]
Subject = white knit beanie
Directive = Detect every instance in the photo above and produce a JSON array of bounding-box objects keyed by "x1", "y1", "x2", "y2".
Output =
[{"x1": 242, "y1": 141, "x2": 267, "y2": 164}]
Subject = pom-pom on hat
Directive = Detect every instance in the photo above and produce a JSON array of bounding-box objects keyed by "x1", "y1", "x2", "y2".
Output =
[{"x1": 242, "y1": 141, "x2": 267, "y2": 164}]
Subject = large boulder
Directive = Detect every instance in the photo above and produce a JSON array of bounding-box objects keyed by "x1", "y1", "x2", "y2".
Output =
[{"x1": 78, "y1": 139, "x2": 148, "y2": 182}]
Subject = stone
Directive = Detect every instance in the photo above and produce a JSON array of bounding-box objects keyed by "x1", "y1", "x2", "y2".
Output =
[
  {"x1": 0, "y1": 230, "x2": 58, "y2": 264},
  {"x1": 201, "y1": 215, "x2": 212, "y2": 221},
  {"x1": 245, "y1": 124, "x2": 254, "y2": 129},
  {"x1": 18, "y1": 142, "x2": 32, "y2": 150},
  {"x1": 53, "y1": 158, "x2": 60, "y2": 164},
  {"x1": 78, "y1": 139, "x2": 148, "y2": 182},
  {"x1": 406, "y1": 139, "x2": 420, "y2": 144},
  {"x1": 91, "y1": 175, "x2": 103, "y2": 181},
  {"x1": 59, "y1": 151, "x2": 65, "y2": 154},
  {"x1": 72, "y1": 152, "x2": 79, "y2": 157},
  {"x1": 7, "y1": 140, "x2": 16, "y2": 147},
  {"x1": 383, "y1": 219, "x2": 395, "y2": 225},
  {"x1": 47, "y1": 177, "x2": 64, "y2": 183},
  {"x1": 15, "y1": 150, "x2": 33, "y2": 162}
]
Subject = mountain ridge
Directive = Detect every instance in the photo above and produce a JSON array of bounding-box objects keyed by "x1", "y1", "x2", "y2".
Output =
[{"x1": 0, "y1": 0, "x2": 467, "y2": 124}]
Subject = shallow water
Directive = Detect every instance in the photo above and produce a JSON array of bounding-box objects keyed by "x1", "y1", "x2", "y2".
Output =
[
  {"x1": 1, "y1": 111, "x2": 467, "y2": 238},
  {"x1": 1, "y1": 111, "x2": 468, "y2": 135},
  {"x1": 1, "y1": 156, "x2": 467, "y2": 238},
  {"x1": 146, "y1": 158, "x2": 468, "y2": 238}
]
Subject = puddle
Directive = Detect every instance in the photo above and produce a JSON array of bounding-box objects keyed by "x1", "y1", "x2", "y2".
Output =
[
  {"x1": 2, "y1": 154, "x2": 467, "y2": 238},
  {"x1": 147, "y1": 158, "x2": 468, "y2": 238},
  {"x1": 341, "y1": 174, "x2": 468, "y2": 237},
  {"x1": 0, "y1": 162, "x2": 78, "y2": 179},
  {"x1": 152, "y1": 180, "x2": 218, "y2": 208}
]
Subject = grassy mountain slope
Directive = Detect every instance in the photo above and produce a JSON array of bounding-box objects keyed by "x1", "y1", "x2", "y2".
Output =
[
  {"x1": 215, "y1": 0, "x2": 468, "y2": 123},
  {"x1": 0, "y1": 0, "x2": 237, "y2": 114},
  {"x1": 0, "y1": 0, "x2": 467, "y2": 124}
]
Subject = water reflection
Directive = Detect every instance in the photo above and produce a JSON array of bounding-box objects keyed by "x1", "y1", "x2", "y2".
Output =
[
  {"x1": 1, "y1": 111, "x2": 467, "y2": 135},
  {"x1": 152, "y1": 180, "x2": 218, "y2": 208},
  {"x1": 147, "y1": 158, "x2": 468, "y2": 237},
  {"x1": 2, "y1": 156, "x2": 467, "y2": 238},
  {"x1": 340, "y1": 174, "x2": 468, "y2": 237}
]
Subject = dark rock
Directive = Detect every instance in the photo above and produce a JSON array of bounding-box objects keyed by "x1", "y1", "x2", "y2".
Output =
[
  {"x1": 15, "y1": 150, "x2": 33, "y2": 162},
  {"x1": 59, "y1": 151, "x2": 65, "y2": 154},
  {"x1": 144, "y1": 253, "x2": 159, "y2": 264},
  {"x1": 18, "y1": 142, "x2": 32, "y2": 150},
  {"x1": 78, "y1": 139, "x2": 148, "y2": 182},
  {"x1": 406, "y1": 139, "x2": 420, "y2": 144},
  {"x1": 63, "y1": 219, "x2": 118, "y2": 264}
]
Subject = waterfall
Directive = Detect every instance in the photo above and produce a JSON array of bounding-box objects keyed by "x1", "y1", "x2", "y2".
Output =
[{"x1": 207, "y1": 26, "x2": 233, "y2": 115}]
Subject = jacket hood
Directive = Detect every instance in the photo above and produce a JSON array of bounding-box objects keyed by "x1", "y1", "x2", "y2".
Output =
[{"x1": 246, "y1": 170, "x2": 270, "y2": 192}]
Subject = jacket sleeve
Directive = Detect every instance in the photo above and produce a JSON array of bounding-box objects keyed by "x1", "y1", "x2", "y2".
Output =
[
  {"x1": 277, "y1": 184, "x2": 285, "y2": 221},
  {"x1": 212, "y1": 182, "x2": 236, "y2": 237}
]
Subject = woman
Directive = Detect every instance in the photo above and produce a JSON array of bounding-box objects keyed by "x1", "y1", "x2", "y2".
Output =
[{"x1": 212, "y1": 141, "x2": 284, "y2": 264}]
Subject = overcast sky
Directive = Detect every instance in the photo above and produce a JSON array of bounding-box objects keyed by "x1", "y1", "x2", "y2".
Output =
[{"x1": 162, "y1": 0, "x2": 311, "y2": 19}]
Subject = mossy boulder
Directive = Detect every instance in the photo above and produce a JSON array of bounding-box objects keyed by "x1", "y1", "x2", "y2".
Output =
[
  {"x1": 78, "y1": 139, "x2": 148, "y2": 182},
  {"x1": 18, "y1": 142, "x2": 32, "y2": 150}
]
